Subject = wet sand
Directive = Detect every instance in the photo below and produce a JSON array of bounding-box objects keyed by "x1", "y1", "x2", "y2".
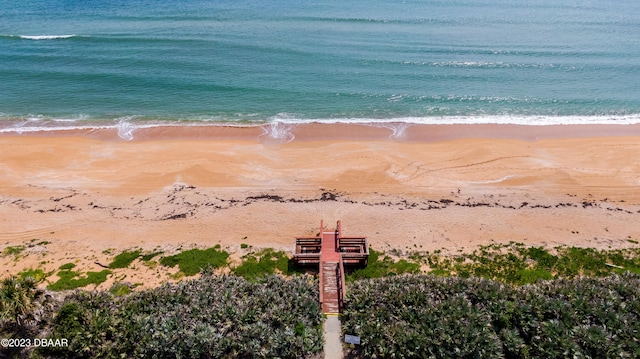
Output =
[{"x1": 1, "y1": 123, "x2": 640, "y2": 289}]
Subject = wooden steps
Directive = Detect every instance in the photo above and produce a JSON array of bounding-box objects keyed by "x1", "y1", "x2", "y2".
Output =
[
  {"x1": 293, "y1": 220, "x2": 367, "y2": 314},
  {"x1": 321, "y1": 262, "x2": 340, "y2": 314}
]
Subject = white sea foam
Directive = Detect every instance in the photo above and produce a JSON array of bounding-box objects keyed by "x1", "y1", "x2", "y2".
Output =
[
  {"x1": 19, "y1": 34, "x2": 76, "y2": 40},
  {"x1": 258, "y1": 121, "x2": 295, "y2": 144},
  {"x1": 0, "y1": 116, "x2": 161, "y2": 135},
  {"x1": 373, "y1": 122, "x2": 412, "y2": 139},
  {"x1": 116, "y1": 117, "x2": 136, "y2": 141},
  {"x1": 268, "y1": 114, "x2": 640, "y2": 126},
  {"x1": 2, "y1": 114, "x2": 640, "y2": 137}
]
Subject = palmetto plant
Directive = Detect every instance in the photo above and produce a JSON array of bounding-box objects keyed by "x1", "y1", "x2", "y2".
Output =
[
  {"x1": 1, "y1": 275, "x2": 59, "y2": 358},
  {"x1": 0, "y1": 276, "x2": 45, "y2": 331},
  {"x1": 41, "y1": 274, "x2": 323, "y2": 358},
  {"x1": 421, "y1": 243, "x2": 640, "y2": 284},
  {"x1": 343, "y1": 273, "x2": 640, "y2": 358}
]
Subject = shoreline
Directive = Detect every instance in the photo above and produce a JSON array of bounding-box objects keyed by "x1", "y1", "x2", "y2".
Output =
[
  {"x1": 3, "y1": 122, "x2": 640, "y2": 142},
  {"x1": 2, "y1": 123, "x2": 640, "y2": 288}
]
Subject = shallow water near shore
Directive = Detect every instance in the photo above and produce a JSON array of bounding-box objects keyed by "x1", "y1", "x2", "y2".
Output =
[{"x1": 1, "y1": 0, "x2": 640, "y2": 134}]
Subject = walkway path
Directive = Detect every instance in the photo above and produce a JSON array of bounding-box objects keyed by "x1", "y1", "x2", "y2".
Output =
[
  {"x1": 321, "y1": 228, "x2": 344, "y2": 357},
  {"x1": 323, "y1": 314, "x2": 343, "y2": 359},
  {"x1": 320, "y1": 229, "x2": 341, "y2": 314}
]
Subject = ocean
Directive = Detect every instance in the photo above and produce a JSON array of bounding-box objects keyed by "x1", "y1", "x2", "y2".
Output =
[{"x1": 1, "y1": 0, "x2": 640, "y2": 136}]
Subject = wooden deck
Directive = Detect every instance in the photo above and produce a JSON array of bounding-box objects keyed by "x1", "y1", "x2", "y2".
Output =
[{"x1": 293, "y1": 220, "x2": 367, "y2": 314}]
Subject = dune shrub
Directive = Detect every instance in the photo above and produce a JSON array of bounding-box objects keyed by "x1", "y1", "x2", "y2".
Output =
[
  {"x1": 109, "y1": 249, "x2": 142, "y2": 269},
  {"x1": 47, "y1": 270, "x2": 111, "y2": 291},
  {"x1": 424, "y1": 243, "x2": 640, "y2": 284},
  {"x1": 342, "y1": 273, "x2": 640, "y2": 358},
  {"x1": 159, "y1": 247, "x2": 229, "y2": 276},
  {"x1": 233, "y1": 248, "x2": 291, "y2": 281},
  {"x1": 41, "y1": 274, "x2": 323, "y2": 358},
  {"x1": 347, "y1": 248, "x2": 420, "y2": 281}
]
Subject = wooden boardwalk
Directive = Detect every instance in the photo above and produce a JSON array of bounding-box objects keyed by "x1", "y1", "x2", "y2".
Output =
[
  {"x1": 321, "y1": 262, "x2": 341, "y2": 314},
  {"x1": 294, "y1": 220, "x2": 367, "y2": 314},
  {"x1": 320, "y1": 228, "x2": 342, "y2": 313}
]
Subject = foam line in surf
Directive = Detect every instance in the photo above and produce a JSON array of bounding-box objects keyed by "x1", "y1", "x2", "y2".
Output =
[
  {"x1": 2, "y1": 114, "x2": 640, "y2": 138},
  {"x1": 17, "y1": 34, "x2": 77, "y2": 40}
]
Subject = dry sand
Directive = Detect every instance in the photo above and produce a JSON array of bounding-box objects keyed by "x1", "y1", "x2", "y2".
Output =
[{"x1": 1, "y1": 123, "x2": 640, "y2": 289}]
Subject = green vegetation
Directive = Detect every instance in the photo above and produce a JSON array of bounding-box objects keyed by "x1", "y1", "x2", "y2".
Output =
[
  {"x1": 140, "y1": 250, "x2": 163, "y2": 261},
  {"x1": 2, "y1": 245, "x2": 26, "y2": 256},
  {"x1": 1, "y1": 276, "x2": 40, "y2": 328},
  {"x1": 40, "y1": 274, "x2": 323, "y2": 358},
  {"x1": 59, "y1": 263, "x2": 75, "y2": 270},
  {"x1": 159, "y1": 247, "x2": 229, "y2": 276},
  {"x1": 18, "y1": 268, "x2": 49, "y2": 282},
  {"x1": 343, "y1": 273, "x2": 640, "y2": 358},
  {"x1": 109, "y1": 249, "x2": 142, "y2": 269},
  {"x1": 421, "y1": 243, "x2": 640, "y2": 285},
  {"x1": 49, "y1": 302, "x2": 84, "y2": 344},
  {"x1": 109, "y1": 282, "x2": 132, "y2": 297},
  {"x1": 347, "y1": 247, "x2": 420, "y2": 281},
  {"x1": 233, "y1": 248, "x2": 292, "y2": 281},
  {"x1": 47, "y1": 269, "x2": 111, "y2": 291},
  {"x1": 5, "y1": 240, "x2": 640, "y2": 358},
  {"x1": 1, "y1": 276, "x2": 56, "y2": 359}
]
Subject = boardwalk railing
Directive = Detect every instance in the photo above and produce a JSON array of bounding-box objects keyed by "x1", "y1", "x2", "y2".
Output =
[
  {"x1": 338, "y1": 237, "x2": 369, "y2": 266},
  {"x1": 292, "y1": 220, "x2": 369, "y2": 314},
  {"x1": 337, "y1": 254, "x2": 346, "y2": 309},
  {"x1": 319, "y1": 260, "x2": 324, "y2": 305},
  {"x1": 293, "y1": 237, "x2": 321, "y2": 265},
  {"x1": 294, "y1": 224, "x2": 368, "y2": 267}
]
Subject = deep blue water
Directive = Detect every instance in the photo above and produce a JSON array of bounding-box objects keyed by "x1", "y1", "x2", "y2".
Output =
[{"x1": 1, "y1": 0, "x2": 640, "y2": 131}]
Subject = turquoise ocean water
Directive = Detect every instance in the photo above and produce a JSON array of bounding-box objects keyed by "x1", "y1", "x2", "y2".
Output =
[{"x1": 1, "y1": 0, "x2": 640, "y2": 135}]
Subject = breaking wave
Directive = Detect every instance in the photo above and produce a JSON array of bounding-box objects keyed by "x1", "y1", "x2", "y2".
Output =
[
  {"x1": 2, "y1": 114, "x2": 640, "y2": 140},
  {"x1": 17, "y1": 34, "x2": 77, "y2": 40},
  {"x1": 265, "y1": 114, "x2": 640, "y2": 126}
]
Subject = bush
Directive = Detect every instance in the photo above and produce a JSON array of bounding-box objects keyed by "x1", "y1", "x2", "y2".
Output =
[
  {"x1": 159, "y1": 247, "x2": 229, "y2": 276},
  {"x1": 347, "y1": 248, "x2": 420, "y2": 281},
  {"x1": 233, "y1": 248, "x2": 291, "y2": 281},
  {"x1": 18, "y1": 268, "x2": 49, "y2": 282},
  {"x1": 1, "y1": 276, "x2": 56, "y2": 357},
  {"x1": 2, "y1": 245, "x2": 25, "y2": 256},
  {"x1": 342, "y1": 273, "x2": 640, "y2": 358},
  {"x1": 47, "y1": 270, "x2": 111, "y2": 291},
  {"x1": 109, "y1": 282, "x2": 132, "y2": 297},
  {"x1": 41, "y1": 274, "x2": 323, "y2": 358},
  {"x1": 109, "y1": 250, "x2": 142, "y2": 269},
  {"x1": 59, "y1": 263, "x2": 75, "y2": 270},
  {"x1": 1, "y1": 276, "x2": 40, "y2": 329},
  {"x1": 423, "y1": 243, "x2": 640, "y2": 285},
  {"x1": 140, "y1": 250, "x2": 163, "y2": 261}
]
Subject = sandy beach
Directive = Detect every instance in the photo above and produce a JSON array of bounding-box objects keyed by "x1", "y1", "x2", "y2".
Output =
[{"x1": 2, "y1": 123, "x2": 640, "y2": 289}]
